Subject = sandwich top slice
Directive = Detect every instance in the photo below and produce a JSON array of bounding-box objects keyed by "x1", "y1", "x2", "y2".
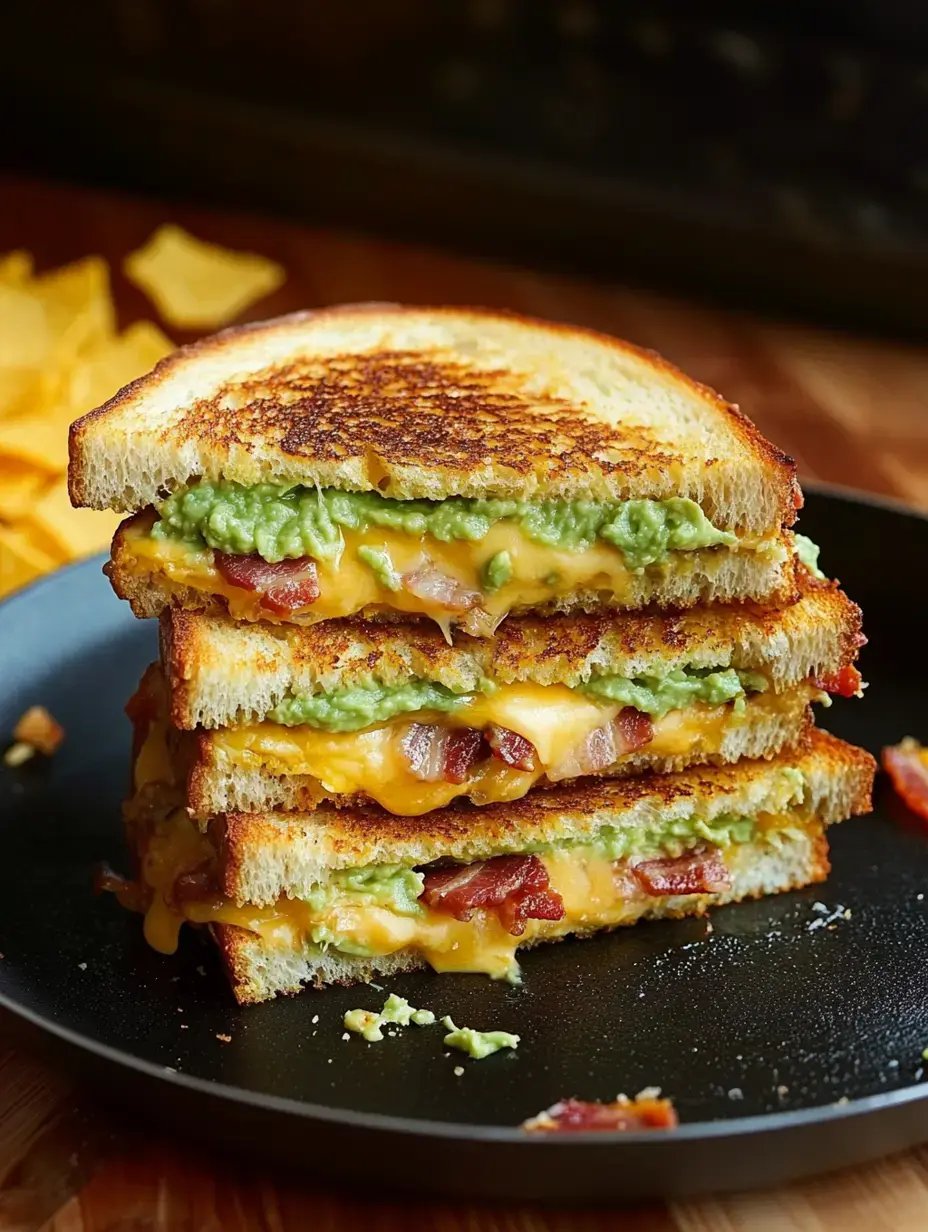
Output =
[
  {"x1": 144, "y1": 572, "x2": 863, "y2": 817},
  {"x1": 69, "y1": 305, "x2": 802, "y2": 632},
  {"x1": 119, "y1": 731, "x2": 875, "y2": 1003}
]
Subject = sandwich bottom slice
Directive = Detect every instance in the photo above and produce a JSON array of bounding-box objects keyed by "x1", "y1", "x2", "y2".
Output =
[{"x1": 118, "y1": 730, "x2": 874, "y2": 1004}]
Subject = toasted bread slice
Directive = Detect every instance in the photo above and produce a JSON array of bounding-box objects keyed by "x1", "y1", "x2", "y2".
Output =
[
  {"x1": 160, "y1": 570, "x2": 861, "y2": 729},
  {"x1": 69, "y1": 305, "x2": 798, "y2": 535},
  {"x1": 185, "y1": 730, "x2": 874, "y2": 905},
  {"x1": 215, "y1": 822, "x2": 831, "y2": 1003}
]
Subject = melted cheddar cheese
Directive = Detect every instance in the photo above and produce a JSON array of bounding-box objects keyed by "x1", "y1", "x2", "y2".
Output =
[
  {"x1": 120, "y1": 515, "x2": 765, "y2": 629},
  {"x1": 211, "y1": 684, "x2": 811, "y2": 815}
]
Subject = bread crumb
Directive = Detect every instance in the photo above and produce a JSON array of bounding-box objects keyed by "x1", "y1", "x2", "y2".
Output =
[
  {"x1": 454, "y1": 1065, "x2": 464, "y2": 1076},
  {"x1": 3, "y1": 742, "x2": 35, "y2": 767},
  {"x1": 312, "y1": 1014, "x2": 320, "y2": 1024},
  {"x1": 6, "y1": 706, "x2": 65, "y2": 761},
  {"x1": 77, "y1": 962, "x2": 87, "y2": 971},
  {"x1": 180, "y1": 1024, "x2": 188, "y2": 1030},
  {"x1": 216, "y1": 1033, "x2": 232, "y2": 1043},
  {"x1": 728, "y1": 1087, "x2": 743, "y2": 1100},
  {"x1": 196, "y1": 965, "x2": 206, "y2": 975},
  {"x1": 342, "y1": 1032, "x2": 350, "y2": 1041}
]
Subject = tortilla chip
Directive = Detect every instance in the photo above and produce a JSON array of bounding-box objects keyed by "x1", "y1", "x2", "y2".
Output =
[
  {"x1": 124, "y1": 224, "x2": 285, "y2": 329},
  {"x1": 0, "y1": 459, "x2": 47, "y2": 520},
  {"x1": 0, "y1": 284, "x2": 51, "y2": 368},
  {"x1": 29, "y1": 476, "x2": 120, "y2": 559},
  {"x1": 34, "y1": 256, "x2": 115, "y2": 362},
  {"x1": 0, "y1": 251, "x2": 34, "y2": 285},
  {"x1": 0, "y1": 523, "x2": 58, "y2": 598},
  {"x1": 0, "y1": 394, "x2": 74, "y2": 472},
  {"x1": 65, "y1": 320, "x2": 174, "y2": 421}
]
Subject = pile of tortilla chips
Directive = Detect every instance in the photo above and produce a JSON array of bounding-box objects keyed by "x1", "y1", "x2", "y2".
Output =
[{"x1": 0, "y1": 228, "x2": 286, "y2": 600}]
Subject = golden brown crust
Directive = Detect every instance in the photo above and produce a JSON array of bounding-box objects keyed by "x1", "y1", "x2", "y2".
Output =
[{"x1": 69, "y1": 304, "x2": 799, "y2": 526}]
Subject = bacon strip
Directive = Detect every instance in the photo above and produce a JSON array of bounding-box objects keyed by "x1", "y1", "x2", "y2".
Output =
[
  {"x1": 546, "y1": 707, "x2": 654, "y2": 782},
  {"x1": 883, "y1": 739, "x2": 928, "y2": 823},
  {"x1": 214, "y1": 552, "x2": 320, "y2": 615},
  {"x1": 812, "y1": 665, "x2": 863, "y2": 698},
  {"x1": 401, "y1": 724, "x2": 486, "y2": 784},
  {"x1": 487, "y1": 725, "x2": 537, "y2": 772},
  {"x1": 403, "y1": 565, "x2": 481, "y2": 612},
  {"x1": 93, "y1": 862, "x2": 148, "y2": 914},
  {"x1": 524, "y1": 1096, "x2": 679, "y2": 1133},
  {"x1": 631, "y1": 848, "x2": 731, "y2": 896},
  {"x1": 421, "y1": 853, "x2": 565, "y2": 936}
]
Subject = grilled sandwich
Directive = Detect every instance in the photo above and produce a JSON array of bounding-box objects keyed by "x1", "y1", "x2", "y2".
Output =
[
  {"x1": 69, "y1": 305, "x2": 804, "y2": 635},
  {"x1": 118, "y1": 730, "x2": 875, "y2": 1003},
  {"x1": 139, "y1": 570, "x2": 863, "y2": 817}
]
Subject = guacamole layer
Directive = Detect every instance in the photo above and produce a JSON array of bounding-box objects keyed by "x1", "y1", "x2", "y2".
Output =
[
  {"x1": 151, "y1": 480, "x2": 736, "y2": 571},
  {"x1": 266, "y1": 665, "x2": 769, "y2": 731}
]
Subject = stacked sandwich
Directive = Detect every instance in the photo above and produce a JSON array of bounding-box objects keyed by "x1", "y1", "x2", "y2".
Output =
[{"x1": 68, "y1": 306, "x2": 875, "y2": 1004}]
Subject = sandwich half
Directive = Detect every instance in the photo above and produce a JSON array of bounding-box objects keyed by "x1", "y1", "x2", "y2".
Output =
[
  {"x1": 118, "y1": 730, "x2": 875, "y2": 1003},
  {"x1": 142, "y1": 571, "x2": 863, "y2": 817},
  {"x1": 69, "y1": 305, "x2": 803, "y2": 633}
]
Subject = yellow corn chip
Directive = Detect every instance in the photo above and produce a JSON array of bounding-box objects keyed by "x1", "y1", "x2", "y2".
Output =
[
  {"x1": 0, "y1": 284, "x2": 51, "y2": 367},
  {"x1": 34, "y1": 256, "x2": 115, "y2": 362},
  {"x1": 29, "y1": 476, "x2": 120, "y2": 560},
  {"x1": 0, "y1": 368, "x2": 40, "y2": 420},
  {"x1": 0, "y1": 523, "x2": 58, "y2": 598},
  {"x1": 0, "y1": 394, "x2": 74, "y2": 472},
  {"x1": 0, "y1": 250, "x2": 34, "y2": 285},
  {"x1": 124, "y1": 224, "x2": 285, "y2": 329},
  {"x1": 64, "y1": 319, "x2": 174, "y2": 421},
  {"x1": 0, "y1": 458, "x2": 47, "y2": 521}
]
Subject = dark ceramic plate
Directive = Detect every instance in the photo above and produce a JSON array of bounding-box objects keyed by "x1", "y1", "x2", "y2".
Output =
[{"x1": 1, "y1": 486, "x2": 927, "y2": 1202}]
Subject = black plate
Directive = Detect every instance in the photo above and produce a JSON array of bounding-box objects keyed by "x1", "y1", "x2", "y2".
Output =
[{"x1": 2, "y1": 486, "x2": 928, "y2": 1202}]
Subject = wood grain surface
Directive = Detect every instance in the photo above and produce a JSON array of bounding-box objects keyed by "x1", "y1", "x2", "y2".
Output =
[{"x1": 2, "y1": 174, "x2": 928, "y2": 1231}]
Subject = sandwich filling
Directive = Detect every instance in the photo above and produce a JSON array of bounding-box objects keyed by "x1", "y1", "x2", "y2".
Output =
[
  {"x1": 134, "y1": 661, "x2": 850, "y2": 815},
  {"x1": 122, "y1": 766, "x2": 816, "y2": 982},
  {"x1": 116, "y1": 480, "x2": 783, "y2": 632}
]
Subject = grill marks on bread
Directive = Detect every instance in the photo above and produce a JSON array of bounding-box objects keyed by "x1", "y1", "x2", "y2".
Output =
[{"x1": 167, "y1": 349, "x2": 674, "y2": 486}]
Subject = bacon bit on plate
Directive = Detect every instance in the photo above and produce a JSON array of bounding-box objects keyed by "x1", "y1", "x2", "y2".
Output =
[
  {"x1": 631, "y1": 848, "x2": 731, "y2": 896},
  {"x1": 169, "y1": 863, "x2": 217, "y2": 908},
  {"x1": 812, "y1": 665, "x2": 863, "y2": 698},
  {"x1": 420, "y1": 853, "x2": 565, "y2": 936},
  {"x1": 401, "y1": 724, "x2": 486, "y2": 784},
  {"x1": 522, "y1": 1093, "x2": 679, "y2": 1133},
  {"x1": 3, "y1": 704, "x2": 65, "y2": 766},
  {"x1": 214, "y1": 552, "x2": 320, "y2": 614},
  {"x1": 403, "y1": 565, "x2": 482, "y2": 612},
  {"x1": 546, "y1": 707, "x2": 654, "y2": 782},
  {"x1": 486, "y1": 725, "x2": 537, "y2": 772},
  {"x1": 883, "y1": 738, "x2": 928, "y2": 823},
  {"x1": 92, "y1": 862, "x2": 148, "y2": 914}
]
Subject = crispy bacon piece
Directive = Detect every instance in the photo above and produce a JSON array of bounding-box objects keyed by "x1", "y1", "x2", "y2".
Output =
[
  {"x1": 420, "y1": 853, "x2": 565, "y2": 936},
  {"x1": 401, "y1": 724, "x2": 486, "y2": 784},
  {"x1": 93, "y1": 862, "x2": 148, "y2": 914},
  {"x1": 812, "y1": 665, "x2": 863, "y2": 698},
  {"x1": 403, "y1": 565, "x2": 481, "y2": 612},
  {"x1": 632, "y1": 848, "x2": 731, "y2": 896},
  {"x1": 214, "y1": 552, "x2": 320, "y2": 615},
  {"x1": 546, "y1": 707, "x2": 654, "y2": 782},
  {"x1": 883, "y1": 739, "x2": 928, "y2": 823},
  {"x1": 459, "y1": 607, "x2": 505, "y2": 638},
  {"x1": 486, "y1": 724, "x2": 537, "y2": 772},
  {"x1": 523, "y1": 1095, "x2": 678, "y2": 1133}
]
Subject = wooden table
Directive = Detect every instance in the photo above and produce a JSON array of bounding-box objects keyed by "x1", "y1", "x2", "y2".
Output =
[{"x1": 2, "y1": 175, "x2": 928, "y2": 1231}]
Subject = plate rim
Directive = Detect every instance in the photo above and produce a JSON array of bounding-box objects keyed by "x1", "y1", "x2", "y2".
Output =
[{"x1": 2, "y1": 481, "x2": 927, "y2": 1149}]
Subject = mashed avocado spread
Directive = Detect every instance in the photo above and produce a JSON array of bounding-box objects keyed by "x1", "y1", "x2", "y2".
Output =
[
  {"x1": 266, "y1": 665, "x2": 768, "y2": 731},
  {"x1": 152, "y1": 480, "x2": 735, "y2": 571},
  {"x1": 794, "y1": 533, "x2": 825, "y2": 579}
]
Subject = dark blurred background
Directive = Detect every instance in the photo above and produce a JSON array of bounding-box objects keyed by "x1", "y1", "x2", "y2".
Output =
[{"x1": 4, "y1": 0, "x2": 928, "y2": 335}]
